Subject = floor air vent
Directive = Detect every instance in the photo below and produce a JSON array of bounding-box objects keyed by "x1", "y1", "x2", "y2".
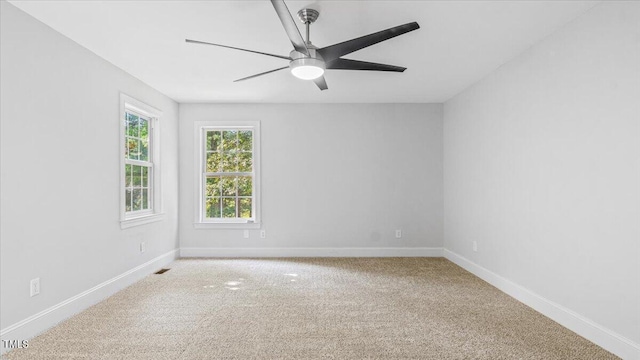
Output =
[{"x1": 155, "y1": 268, "x2": 170, "y2": 274}]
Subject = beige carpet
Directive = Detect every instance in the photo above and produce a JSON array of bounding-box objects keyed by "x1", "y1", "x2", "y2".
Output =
[{"x1": 3, "y1": 258, "x2": 617, "y2": 359}]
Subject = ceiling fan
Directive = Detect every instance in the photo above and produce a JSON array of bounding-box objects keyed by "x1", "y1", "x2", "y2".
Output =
[{"x1": 185, "y1": 0, "x2": 420, "y2": 91}]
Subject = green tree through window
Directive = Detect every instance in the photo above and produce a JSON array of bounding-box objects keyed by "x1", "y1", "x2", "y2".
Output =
[
  {"x1": 124, "y1": 111, "x2": 152, "y2": 213},
  {"x1": 204, "y1": 130, "x2": 254, "y2": 219}
]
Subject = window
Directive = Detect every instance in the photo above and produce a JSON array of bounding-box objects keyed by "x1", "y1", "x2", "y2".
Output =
[
  {"x1": 120, "y1": 94, "x2": 163, "y2": 228},
  {"x1": 195, "y1": 121, "x2": 260, "y2": 228},
  {"x1": 124, "y1": 112, "x2": 152, "y2": 213}
]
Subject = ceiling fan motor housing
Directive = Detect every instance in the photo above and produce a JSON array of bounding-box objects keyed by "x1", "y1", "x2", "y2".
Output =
[
  {"x1": 289, "y1": 42, "x2": 326, "y2": 80},
  {"x1": 289, "y1": 43, "x2": 322, "y2": 61}
]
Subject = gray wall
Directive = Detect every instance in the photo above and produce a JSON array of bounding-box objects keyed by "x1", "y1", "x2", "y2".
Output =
[
  {"x1": 179, "y1": 104, "x2": 443, "y2": 253},
  {"x1": 443, "y1": 1, "x2": 640, "y2": 345},
  {"x1": 0, "y1": 2, "x2": 180, "y2": 330}
]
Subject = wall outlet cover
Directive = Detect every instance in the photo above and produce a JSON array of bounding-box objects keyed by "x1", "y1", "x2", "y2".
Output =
[{"x1": 30, "y1": 278, "x2": 40, "y2": 297}]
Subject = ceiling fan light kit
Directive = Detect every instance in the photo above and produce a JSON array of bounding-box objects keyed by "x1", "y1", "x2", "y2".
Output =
[
  {"x1": 186, "y1": 0, "x2": 419, "y2": 90},
  {"x1": 290, "y1": 57, "x2": 325, "y2": 80}
]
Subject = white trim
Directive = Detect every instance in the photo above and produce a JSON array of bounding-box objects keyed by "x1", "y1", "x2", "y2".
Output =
[
  {"x1": 193, "y1": 121, "x2": 261, "y2": 227},
  {"x1": 180, "y1": 247, "x2": 443, "y2": 258},
  {"x1": 443, "y1": 249, "x2": 640, "y2": 360},
  {"x1": 120, "y1": 213, "x2": 166, "y2": 229},
  {"x1": 193, "y1": 222, "x2": 261, "y2": 230},
  {"x1": 0, "y1": 249, "x2": 179, "y2": 352},
  {"x1": 119, "y1": 93, "x2": 163, "y2": 228},
  {"x1": 120, "y1": 94, "x2": 162, "y2": 118}
]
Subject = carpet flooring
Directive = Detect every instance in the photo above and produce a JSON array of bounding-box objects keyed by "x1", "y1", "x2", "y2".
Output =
[{"x1": 3, "y1": 258, "x2": 617, "y2": 359}]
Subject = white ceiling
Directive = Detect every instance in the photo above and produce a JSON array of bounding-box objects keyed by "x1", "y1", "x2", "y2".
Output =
[{"x1": 9, "y1": 0, "x2": 597, "y2": 103}]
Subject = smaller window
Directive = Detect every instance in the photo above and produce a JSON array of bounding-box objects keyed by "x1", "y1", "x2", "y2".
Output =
[
  {"x1": 120, "y1": 94, "x2": 163, "y2": 228},
  {"x1": 195, "y1": 121, "x2": 261, "y2": 229},
  {"x1": 124, "y1": 111, "x2": 153, "y2": 214}
]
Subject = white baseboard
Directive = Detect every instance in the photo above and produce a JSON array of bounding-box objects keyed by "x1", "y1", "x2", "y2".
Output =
[
  {"x1": 180, "y1": 247, "x2": 443, "y2": 258},
  {"x1": 0, "y1": 249, "x2": 179, "y2": 353},
  {"x1": 443, "y1": 249, "x2": 640, "y2": 360}
]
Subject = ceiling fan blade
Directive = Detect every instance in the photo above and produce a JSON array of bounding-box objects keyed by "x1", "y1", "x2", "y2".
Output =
[
  {"x1": 186, "y1": 39, "x2": 291, "y2": 60},
  {"x1": 327, "y1": 58, "x2": 406, "y2": 72},
  {"x1": 234, "y1": 66, "x2": 289, "y2": 82},
  {"x1": 318, "y1": 22, "x2": 419, "y2": 62},
  {"x1": 270, "y1": 0, "x2": 310, "y2": 56},
  {"x1": 313, "y1": 76, "x2": 328, "y2": 91}
]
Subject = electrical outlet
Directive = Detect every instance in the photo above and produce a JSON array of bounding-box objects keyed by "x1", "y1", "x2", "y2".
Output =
[
  {"x1": 395, "y1": 230, "x2": 402, "y2": 238},
  {"x1": 140, "y1": 242, "x2": 146, "y2": 253},
  {"x1": 472, "y1": 241, "x2": 478, "y2": 252},
  {"x1": 260, "y1": 230, "x2": 266, "y2": 239},
  {"x1": 30, "y1": 278, "x2": 40, "y2": 297},
  {"x1": 243, "y1": 230, "x2": 249, "y2": 239}
]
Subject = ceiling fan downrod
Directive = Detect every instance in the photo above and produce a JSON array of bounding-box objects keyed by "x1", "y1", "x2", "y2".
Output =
[{"x1": 297, "y1": 8, "x2": 319, "y2": 44}]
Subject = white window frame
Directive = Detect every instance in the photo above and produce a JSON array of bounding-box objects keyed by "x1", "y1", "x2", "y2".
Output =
[
  {"x1": 194, "y1": 121, "x2": 261, "y2": 229},
  {"x1": 120, "y1": 93, "x2": 164, "y2": 229}
]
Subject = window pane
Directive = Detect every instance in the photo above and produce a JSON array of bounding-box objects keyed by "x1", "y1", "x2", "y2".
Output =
[
  {"x1": 238, "y1": 176, "x2": 252, "y2": 196},
  {"x1": 136, "y1": 140, "x2": 143, "y2": 160},
  {"x1": 139, "y1": 118, "x2": 149, "y2": 140},
  {"x1": 222, "y1": 152, "x2": 237, "y2": 172},
  {"x1": 206, "y1": 198, "x2": 221, "y2": 218},
  {"x1": 142, "y1": 189, "x2": 149, "y2": 210},
  {"x1": 239, "y1": 198, "x2": 252, "y2": 218},
  {"x1": 141, "y1": 166, "x2": 148, "y2": 187},
  {"x1": 222, "y1": 131, "x2": 237, "y2": 151},
  {"x1": 207, "y1": 131, "x2": 221, "y2": 151},
  {"x1": 125, "y1": 164, "x2": 132, "y2": 187},
  {"x1": 206, "y1": 152, "x2": 221, "y2": 172},
  {"x1": 238, "y1": 152, "x2": 252, "y2": 172},
  {"x1": 222, "y1": 198, "x2": 236, "y2": 218},
  {"x1": 206, "y1": 177, "x2": 220, "y2": 197},
  {"x1": 125, "y1": 189, "x2": 132, "y2": 212},
  {"x1": 239, "y1": 131, "x2": 252, "y2": 152},
  {"x1": 133, "y1": 165, "x2": 142, "y2": 186},
  {"x1": 132, "y1": 189, "x2": 142, "y2": 211},
  {"x1": 220, "y1": 177, "x2": 236, "y2": 196},
  {"x1": 127, "y1": 138, "x2": 139, "y2": 160},
  {"x1": 127, "y1": 113, "x2": 139, "y2": 137},
  {"x1": 140, "y1": 138, "x2": 149, "y2": 161}
]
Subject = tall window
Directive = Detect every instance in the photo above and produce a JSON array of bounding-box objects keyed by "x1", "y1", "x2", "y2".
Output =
[
  {"x1": 196, "y1": 121, "x2": 260, "y2": 228},
  {"x1": 124, "y1": 111, "x2": 152, "y2": 213},
  {"x1": 120, "y1": 94, "x2": 163, "y2": 228}
]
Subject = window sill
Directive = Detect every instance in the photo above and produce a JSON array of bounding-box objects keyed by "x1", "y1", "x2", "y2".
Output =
[
  {"x1": 194, "y1": 222, "x2": 261, "y2": 230},
  {"x1": 121, "y1": 213, "x2": 166, "y2": 229}
]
